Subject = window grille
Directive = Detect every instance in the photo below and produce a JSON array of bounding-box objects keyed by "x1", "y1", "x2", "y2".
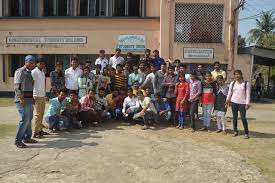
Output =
[{"x1": 175, "y1": 3, "x2": 224, "y2": 43}]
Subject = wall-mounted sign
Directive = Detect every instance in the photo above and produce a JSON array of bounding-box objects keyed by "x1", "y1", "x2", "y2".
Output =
[
  {"x1": 117, "y1": 35, "x2": 146, "y2": 52},
  {"x1": 184, "y1": 48, "x2": 214, "y2": 59},
  {"x1": 6, "y1": 36, "x2": 87, "y2": 44}
]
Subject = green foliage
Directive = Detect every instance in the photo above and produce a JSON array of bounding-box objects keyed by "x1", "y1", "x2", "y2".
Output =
[
  {"x1": 238, "y1": 35, "x2": 246, "y2": 49},
  {"x1": 248, "y1": 10, "x2": 275, "y2": 47}
]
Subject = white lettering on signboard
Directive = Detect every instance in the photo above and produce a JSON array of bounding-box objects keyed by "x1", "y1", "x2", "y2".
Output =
[
  {"x1": 117, "y1": 35, "x2": 146, "y2": 52},
  {"x1": 6, "y1": 36, "x2": 87, "y2": 44},
  {"x1": 184, "y1": 48, "x2": 214, "y2": 59}
]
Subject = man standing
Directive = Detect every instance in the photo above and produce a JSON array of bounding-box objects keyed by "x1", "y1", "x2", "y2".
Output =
[
  {"x1": 14, "y1": 55, "x2": 37, "y2": 148},
  {"x1": 154, "y1": 63, "x2": 167, "y2": 96},
  {"x1": 141, "y1": 49, "x2": 152, "y2": 67},
  {"x1": 211, "y1": 61, "x2": 226, "y2": 81},
  {"x1": 65, "y1": 57, "x2": 83, "y2": 93},
  {"x1": 151, "y1": 50, "x2": 165, "y2": 71},
  {"x1": 128, "y1": 65, "x2": 144, "y2": 87},
  {"x1": 255, "y1": 73, "x2": 264, "y2": 99},
  {"x1": 32, "y1": 58, "x2": 48, "y2": 138},
  {"x1": 141, "y1": 64, "x2": 157, "y2": 95},
  {"x1": 109, "y1": 48, "x2": 125, "y2": 69},
  {"x1": 95, "y1": 50, "x2": 109, "y2": 72},
  {"x1": 196, "y1": 64, "x2": 205, "y2": 81},
  {"x1": 50, "y1": 62, "x2": 65, "y2": 98}
]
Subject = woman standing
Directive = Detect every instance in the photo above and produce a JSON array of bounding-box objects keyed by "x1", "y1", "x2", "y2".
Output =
[
  {"x1": 226, "y1": 70, "x2": 251, "y2": 139},
  {"x1": 174, "y1": 74, "x2": 190, "y2": 129}
]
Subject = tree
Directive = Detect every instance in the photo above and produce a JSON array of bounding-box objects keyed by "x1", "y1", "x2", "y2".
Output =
[
  {"x1": 248, "y1": 10, "x2": 275, "y2": 45},
  {"x1": 260, "y1": 33, "x2": 275, "y2": 49},
  {"x1": 238, "y1": 35, "x2": 246, "y2": 49}
]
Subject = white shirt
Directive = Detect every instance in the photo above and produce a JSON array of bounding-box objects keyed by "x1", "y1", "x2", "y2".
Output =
[
  {"x1": 138, "y1": 97, "x2": 157, "y2": 113},
  {"x1": 122, "y1": 96, "x2": 139, "y2": 113},
  {"x1": 65, "y1": 67, "x2": 83, "y2": 90},
  {"x1": 95, "y1": 57, "x2": 109, "y2": 72},
  {"x1": 31, "y1": 67, "x2": 46, "y2": 97},
  {"x1": 109, "y1": 55, "x2": 125, "y2": 69}
]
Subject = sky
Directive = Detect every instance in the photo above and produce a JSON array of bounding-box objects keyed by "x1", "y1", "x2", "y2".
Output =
[{"x1": 238, "y1": 0, "x2": 275, "y2": 38}]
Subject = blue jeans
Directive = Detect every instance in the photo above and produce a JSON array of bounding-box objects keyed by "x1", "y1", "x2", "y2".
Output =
[
  {"x1": 15, "y1": 102, "x2": 33, "y2": 143},
  {"x1": 177, "y1": 112, "x2": 185, "y2": 127},
  {"x1": 202, "y1": 104, "x2": 214, "y2": 127}
]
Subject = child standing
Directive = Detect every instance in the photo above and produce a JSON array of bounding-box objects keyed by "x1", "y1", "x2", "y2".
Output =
[
  {"x1": 188, "y1": 72, "x2": 202, "y2": 132},
  {"x1": 214, "y1": 75, "x2": 229, "y2": 134},
  {"x1": 174, "y1": 74, "x2": 190, "y2": 129},
  {"x1": 200, "y1": 72, "x2": 217, "y2": 132}
]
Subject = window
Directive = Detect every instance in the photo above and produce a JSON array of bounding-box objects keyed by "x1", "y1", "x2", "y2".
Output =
[
  {"x1": 175, "y1": 3, "x2": 224, "y2": 43},
  {"x1": 9, "y1": 55, "x2": 25, "y2": 77},
  {"x1": 44, "y1": 0, "x2": 71, "y2": 16},
  {"x1": 113, "y1": 0, "x2": 141, "y2": 16},
  {"x1": 78, "y1": 0, "x2": 107, "y2": 16},
  {"x1": 9, "y1": 0, "x2": 36, "y2": 16}
]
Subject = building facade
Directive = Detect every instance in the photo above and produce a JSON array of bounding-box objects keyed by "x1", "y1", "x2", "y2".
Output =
[{"x1": 0, "y1": 0, "x2": 240, "y2": 95}]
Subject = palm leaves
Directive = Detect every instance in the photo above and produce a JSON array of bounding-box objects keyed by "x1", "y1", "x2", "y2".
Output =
[{"x1": 248, "y1": 10, "x2": 275, "y2": 46}]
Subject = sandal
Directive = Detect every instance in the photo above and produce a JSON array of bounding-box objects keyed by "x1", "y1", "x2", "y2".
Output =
[
  {"x1": 15, "y1": 142, "x2": 28, "y2": 148},
  {"x1": 23, "y1": 139, "x2": 38, "y2": 144}
]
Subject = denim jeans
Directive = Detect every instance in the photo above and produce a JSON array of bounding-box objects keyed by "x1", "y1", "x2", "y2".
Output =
[
  {"x1": 202, "y1": 104, "x2": 214, "y2": 127},
  {"x1": 177, "y1": 112, "x2": 185, "y2": 127},
  {"x1": 190, "y1": 100, "x2": 199, "y2": 130},
  {"x1": 231, "y1": 102, "x2": 249, "y2": 135},
  {"x1": 15, "y1": 102, "x2": 33, "y2": 143}
]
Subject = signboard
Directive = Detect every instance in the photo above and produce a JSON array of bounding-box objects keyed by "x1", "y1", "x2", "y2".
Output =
[
  {"x1": 184, "y1": 48, "x2": 214, "y2": 59},
  {"x1": 117, "y1": 35, "x2": 146, "y2": 52},
  {"x1": 6, "y1": 36, "x2": 87, "y2": 44}
]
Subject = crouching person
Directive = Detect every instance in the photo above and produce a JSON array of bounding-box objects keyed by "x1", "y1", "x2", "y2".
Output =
[
  {"x1": 62, "y1": 91, "x2": 82, "y2": 129},
  {"x1": 154, "y1": 92, "x2": 172, "y2": 123},
  {"x1": 45, "y1": 90, "x2": 69, "y2": 131},
  {"x1": 122, "y1": 88, "x2": 139, "y2": 124},
  {"x1": 94, "y1": 87, "x2": 111, "y2": 122},
  {"x1": 79, "y1": 89, "x2": 99, "y2": 128},
  {"x1": 133, "y1": 90, "x2": 157, "y2": 130}
]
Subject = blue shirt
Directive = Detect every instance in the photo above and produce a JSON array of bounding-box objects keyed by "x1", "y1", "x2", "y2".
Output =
[
  {"x1": 46, "y1": 97, "x2": 67, "y2": 117},
  {"x1": 150, "y1": 58, "x2": 165, "y2": 70},
  {"x1": 154, "y1": 99, "x2": 171, "y2": 112}
]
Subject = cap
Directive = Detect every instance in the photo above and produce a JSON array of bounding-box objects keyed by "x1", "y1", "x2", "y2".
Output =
[{"x1": 25, "y1": 55, "x2": 35, "y2": 63}]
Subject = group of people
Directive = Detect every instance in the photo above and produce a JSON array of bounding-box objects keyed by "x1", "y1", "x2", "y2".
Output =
[{"x1": 13, "y1": 48, "x2": 251, "y2": 148}]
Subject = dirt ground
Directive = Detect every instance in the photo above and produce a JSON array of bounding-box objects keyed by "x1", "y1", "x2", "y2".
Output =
[{"x1": 0, "y1": 103, "x2": 274, "y2": 183}]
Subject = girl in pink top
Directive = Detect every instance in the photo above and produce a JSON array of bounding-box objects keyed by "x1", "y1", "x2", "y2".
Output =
[{"x1": 226, "y1": 70, "x2": 251, "y2": 139}]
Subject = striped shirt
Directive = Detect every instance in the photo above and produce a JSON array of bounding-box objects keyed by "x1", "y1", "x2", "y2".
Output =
[{"x1": 115, "y1": 73, "x2": 126, "y2": 90}]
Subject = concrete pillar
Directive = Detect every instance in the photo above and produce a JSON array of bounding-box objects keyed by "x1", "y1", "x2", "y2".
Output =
[
  {"x1": 160, "y1": 0, "x2": 171, "y2": 60},
  {"x1": 0, "y1": 0, "x2": 2, "y2": 16}
]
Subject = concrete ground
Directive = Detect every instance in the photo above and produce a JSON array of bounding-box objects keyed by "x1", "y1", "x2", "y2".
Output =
[{"x1": 0, "y1": 103, "x2": 274, "y2": 183}]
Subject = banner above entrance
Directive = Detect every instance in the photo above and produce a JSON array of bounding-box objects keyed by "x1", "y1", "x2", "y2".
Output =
[
  {"x1": 184, "y1": 48, "x2": 214, "y2": 59},
  {"x1": 117, "y1": 35, "x2": 146, "y2": 52},
  {"x1": 6, "y1": 36, "x2": 87, "y2": 44}
]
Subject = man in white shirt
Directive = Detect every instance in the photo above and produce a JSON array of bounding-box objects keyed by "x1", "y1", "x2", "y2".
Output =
[
  {"x1": 122, "y1": 88, "x2": 139, "y2": 122},
  {"x1": 95, "y1": 50, "x2": 109, "y2": 72},
  {"x1": 31, "y1": 58, "x2": 48, "y2": 138},
  {"x1": 65, "y1": 58, "x2": 83, "y2": 93},
  {"x1": 133, "y1": 90, "x2": 157, "y2": 130},
  {"x1": 109, "y1": 48, "x2": 125, "y2": 69}
]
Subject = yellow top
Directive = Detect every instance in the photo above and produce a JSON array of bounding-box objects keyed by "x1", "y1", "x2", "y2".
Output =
[{"x1": 211, "y1": 70, "x2": 226, "y2": 81}]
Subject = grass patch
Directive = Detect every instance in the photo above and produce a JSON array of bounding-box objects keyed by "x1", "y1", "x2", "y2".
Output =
[
  {"x1": 0, "y1": 124, "x2": 16, "y2": 139},
  {"x1": 0, "y1": 98, "x2": 14, "y2": 107}
]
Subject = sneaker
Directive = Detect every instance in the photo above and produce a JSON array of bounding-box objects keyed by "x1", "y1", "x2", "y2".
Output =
[
  {"x1": 23, "y1": 139, "x2": 38, "y2": 144},
  {"x1": 15, "y1": 142, "x2": 28, "y2": 148},
  {"x1": 179, "y1": 126, "x2": 184, "y2": 130},
  {"x1": 215, "y1": 129, "x2": 222, "y2": 133},
  {"x1": 244, "y1": 134, "x2": 250, "y2": 139},
  {"x1": 233, "y1": 132, "x2": 238, "y2": 137}
]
